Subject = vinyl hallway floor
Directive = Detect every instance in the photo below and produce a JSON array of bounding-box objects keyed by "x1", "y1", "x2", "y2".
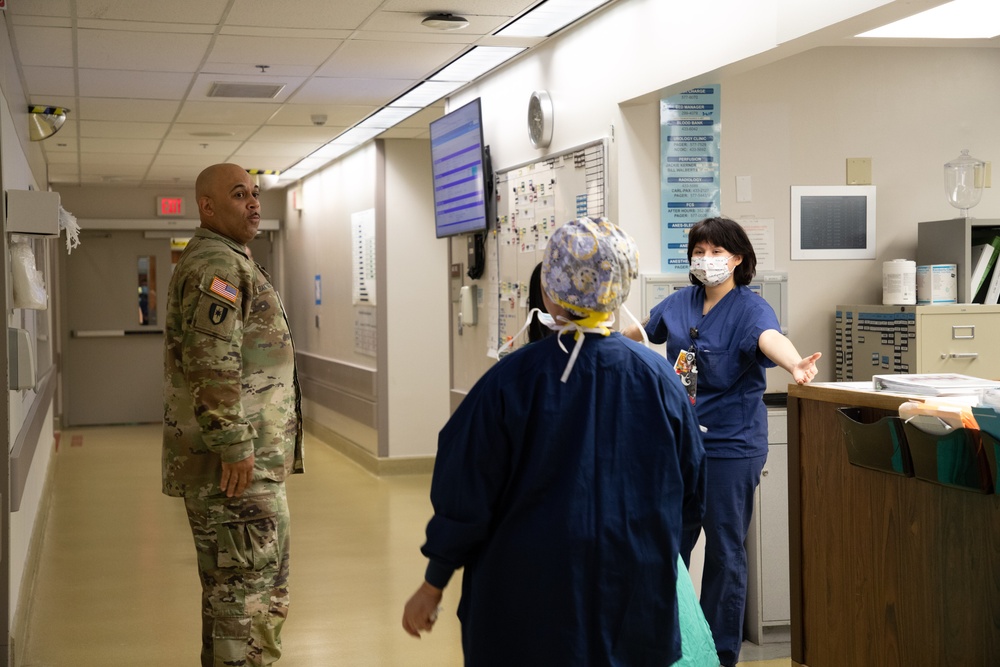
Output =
[{"x1": 19, "y1": 424, "x2": 792, "y2": 666}]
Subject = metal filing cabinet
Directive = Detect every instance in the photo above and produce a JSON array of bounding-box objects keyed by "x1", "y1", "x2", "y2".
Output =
[{"x1": 835, "y1": 304, "x2": 1000, "y2": 382}]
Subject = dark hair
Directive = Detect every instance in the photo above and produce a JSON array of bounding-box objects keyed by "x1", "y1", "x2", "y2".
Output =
[
  {"x1": 686, "y1": 216, "x2": 757, "y2": 286},
  {"x1": 527, "y1": 262, "x2": 552, "y2": 343}
]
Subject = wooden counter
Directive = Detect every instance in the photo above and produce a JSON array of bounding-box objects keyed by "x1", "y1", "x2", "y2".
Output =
[{"x1": 787, "y1": 384, "x2": 1000, "y2": 666}]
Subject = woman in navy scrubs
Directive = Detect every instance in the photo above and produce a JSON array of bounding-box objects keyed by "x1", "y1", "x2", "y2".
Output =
[{"x1": 624, "y1": 216, "x2": 821, "y2": 667}]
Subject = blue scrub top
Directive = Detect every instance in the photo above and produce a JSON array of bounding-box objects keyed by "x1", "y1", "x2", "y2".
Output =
[
  {"x1": 422, "y1": 332, "x2": 707, "y2": 666},
  {"x1": 644, "y1": 284, "x2": 780, "y2": 458}
]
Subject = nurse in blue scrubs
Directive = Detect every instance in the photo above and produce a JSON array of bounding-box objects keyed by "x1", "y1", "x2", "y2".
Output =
[
  {"x1": 624, "y1": 216, "x2": 821, "y2": 667},
  {"x1": 403, "y1": 218, "x2": 711, "y2": 666}
]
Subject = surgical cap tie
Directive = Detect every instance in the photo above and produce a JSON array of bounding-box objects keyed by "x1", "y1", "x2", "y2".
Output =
[{"x1": 551, "y1": 311, "x2": 614, "y2": 383}]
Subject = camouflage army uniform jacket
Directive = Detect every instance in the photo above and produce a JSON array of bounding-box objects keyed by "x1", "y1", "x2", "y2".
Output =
[{"x1": 163, "y1": 227, "x2": 304, "y2": 498}]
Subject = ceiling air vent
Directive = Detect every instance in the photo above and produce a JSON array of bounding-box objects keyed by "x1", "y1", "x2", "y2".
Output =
[{"x1": 207, "y1": 82, "x2": 285, "y2": 99}]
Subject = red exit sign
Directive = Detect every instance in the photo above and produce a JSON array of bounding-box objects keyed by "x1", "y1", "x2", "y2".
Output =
[{"x1": 157, "y1": 196, "x2": 185, "y2": 217}]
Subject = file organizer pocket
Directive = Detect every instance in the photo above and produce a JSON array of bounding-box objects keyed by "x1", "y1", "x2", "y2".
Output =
[
  {"x1": 902, "y1": 423, "x2": 993, "y2": 493},
  {"x1": 981, "y1": 431, "x2": 1000, "y2": 494},
  {"x1": 837, "y1": 407, "x2": 913, "y2": 476}
]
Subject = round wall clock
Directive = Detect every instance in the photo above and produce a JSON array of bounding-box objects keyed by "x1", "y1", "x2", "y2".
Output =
[{"x1": 527, "y1": 90, "x2": 553, "y2": 148}]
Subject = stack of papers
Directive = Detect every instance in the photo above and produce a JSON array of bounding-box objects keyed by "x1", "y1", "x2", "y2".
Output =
[{"x1": 872, "y1": 373, "x2": 1000, "y2": 397}]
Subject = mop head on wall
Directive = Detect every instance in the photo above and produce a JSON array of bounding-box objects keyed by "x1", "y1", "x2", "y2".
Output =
[{"x1": 59, "y1": 205, "x2": 81, "y2": 254}]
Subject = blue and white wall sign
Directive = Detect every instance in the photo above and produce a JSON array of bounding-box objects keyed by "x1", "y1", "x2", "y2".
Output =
[{"x1": 660, "y1": 87, "x2": 721, "y2": 272}]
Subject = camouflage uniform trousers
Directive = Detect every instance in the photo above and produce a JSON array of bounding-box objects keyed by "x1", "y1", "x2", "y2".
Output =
[{"x1": 184, "y1": 480, "x2": 290, "y2": 666}]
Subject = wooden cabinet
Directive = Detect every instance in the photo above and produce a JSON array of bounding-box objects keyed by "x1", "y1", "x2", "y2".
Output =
[{"x1": 787, "y1": 384, "x2": 1000, "y2": 666}]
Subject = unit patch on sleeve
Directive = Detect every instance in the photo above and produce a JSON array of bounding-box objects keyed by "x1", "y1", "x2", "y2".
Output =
[
  {"x1": 210, "y1": 276, "x2": 239, "y2": 303},
  {"x1": 193, "y1": 295, "x2": 238, "y2": 340}
]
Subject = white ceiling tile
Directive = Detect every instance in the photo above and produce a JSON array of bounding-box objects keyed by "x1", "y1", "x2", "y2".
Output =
[
  {"x1": 220, "y1": 26, "x2": 352, "y2": 39},
  {"x1": 80, "y1": 154, "x2": 155, "y2": 169},
  {"x1": 158, "y1": 139, "x2": 244, "y2": 156},
  {"x1": 47, "y1": 164, "x2": 80, "y2": 179},
  {"x1": 77, "y1": 30, "x2": 212, "y2": 72},
  {"x1": 293, "y1": 77, "x2": 416, "y2": 106},
  {"x1": 232, "y1": 141, "x2": 329, "y2": 158},
  {"x1": 75, "y1": 98, "x2": 181, "y2": 123},
  {"x1": 227, "y1": 0, "x2": 386, "y2": 30},
  {"x1": 207, "y1": 34, "x2": 340, "y2": 68},
  {"x1": 80, "y1": 138, "x2": 164, "y2": 155},
  {"x1": 176, "y1": 101, "x2": 281, "y2": 125},
  {"x1": 145, "y1": 163, "x2": 212, "y2": 181},
  {"x1": 41, "y1": 135, "x2": 78, "y2": 152},
  {"x1": 267, "y1": 105, "x2": 375, "y2": 127},
  {"x1": 76, "y1": 0, "x2": 230, "y2": 23},
  {"x1": 8, "y1": 0, "x2": 71, "y2": 18},
  {"x1": 168, "y1": 124, "x2": 259, "y2": 141},
  {"x1": 201, "y1": 63, "x2": 318, "y2": 78},
  {"x1": 10, "y1": 16, "x2": 72, "y2": 28},
  {"x1": 315, "y1": 40, "x2": 466, "y2": 79},
  {"x1": 79, "y1": 120, "x2": 171, "y2": 140},
  {"x1": 22, "y1": 66, "x2": 76, "y2": 97},
  {"x1": 11, "y1": 26, "x2": 73, "y2": 67},
  {"x1": 76, "y1": 19, "x2": 216, "y2": 34},
  {"x1": 249, "y1": 125, "x2": 340, "y2": 144},
  {"x1": 44, "y1": 152, "x2": 80, "y2": 164},
  {"x1": 78, "y1": 70, "x2": 193, "y2": 99},
  {"x1": 151, "y1": 154, "x2": 235, "y2": 167}
]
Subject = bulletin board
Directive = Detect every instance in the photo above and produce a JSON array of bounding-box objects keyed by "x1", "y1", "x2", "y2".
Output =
[{"x1": 488, "y1": 139, "x2": 608, "y2": 356}]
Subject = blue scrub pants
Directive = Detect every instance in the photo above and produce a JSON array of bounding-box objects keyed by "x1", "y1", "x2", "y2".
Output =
[{"x1": 680, "y1": 454, "x2": 766, "y2": 667}]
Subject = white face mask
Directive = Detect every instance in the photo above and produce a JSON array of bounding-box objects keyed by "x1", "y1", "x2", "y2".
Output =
[
  {"x1": 537, "y1": 312, "x2": 555, "y2": 328},
  {"x1": 690, "y1": 255, "x2": 733, "y2": 287}
]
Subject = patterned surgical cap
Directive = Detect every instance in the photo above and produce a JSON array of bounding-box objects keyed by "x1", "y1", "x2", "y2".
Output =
[{"x1": 541, "y1": 217, "x2": 639, "y2": 317}]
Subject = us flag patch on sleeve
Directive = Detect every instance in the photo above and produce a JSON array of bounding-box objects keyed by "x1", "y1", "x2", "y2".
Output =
[{"x1": 210, "y1": 276, "x2": 239, "y2": 303}]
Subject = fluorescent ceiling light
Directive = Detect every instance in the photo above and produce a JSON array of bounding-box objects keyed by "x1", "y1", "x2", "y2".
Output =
[
  {"x1": 295, "y1": 156, "x2": 333, "y2": 171},
  {"x1": 356, "y1": 106, "x2": 422, "y2": 129},
  {"x1": 430, "y1": 46, "x2": 525, "y2": 82},
  {"x1": 335, "y1": 126, "x2": 384, "y2": 145},
  {"x1": 496, "y1": 0, "x2": 611, "y2": 37},
  {"x1": 310, "y1": 143, "x2": 355, "y2": 160},
  {"x1": 390, "y1": 81, "x2": 463, "y2": 107},
  {"x1": 857, "y1": 0, "x2": 1000, "y2": 38}
]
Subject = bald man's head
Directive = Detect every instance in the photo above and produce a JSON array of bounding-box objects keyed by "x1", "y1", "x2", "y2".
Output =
[{"x1": 195, "y1": 163, "x2": 261, "y2": 245}]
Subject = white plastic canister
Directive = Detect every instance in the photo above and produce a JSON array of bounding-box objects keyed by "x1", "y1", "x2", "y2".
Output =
[{"x1": 882, "y1": 259, "x2": 916, "y2": 305}]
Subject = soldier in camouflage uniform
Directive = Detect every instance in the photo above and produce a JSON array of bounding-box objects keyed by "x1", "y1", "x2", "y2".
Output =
[{"x1": 163, "y1": 163, "x2": 304, "y2": 666}]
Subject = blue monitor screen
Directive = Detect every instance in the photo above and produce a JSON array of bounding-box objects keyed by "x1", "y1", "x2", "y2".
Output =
[{"x1": 430, "y1": 98, "x2": 488, "y2": 238}]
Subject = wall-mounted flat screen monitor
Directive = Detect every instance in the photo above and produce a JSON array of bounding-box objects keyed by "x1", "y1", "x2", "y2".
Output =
[
  {"x1": 790, "y1": 185, "x2": 876, "y2": 260},
  {"x1": 430, "y1": 98, "x2": 489, "y2": 238}
]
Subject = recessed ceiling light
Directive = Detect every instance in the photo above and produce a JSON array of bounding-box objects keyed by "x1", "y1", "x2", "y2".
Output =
[
  {"x1": 496, "y1": 0, "x2": 611, "y2": 38},
  {"x1": 857, "y1": 0, "x2": 1000, "y2": 39},
  {"x1": 422, "y1": 14, "x2": 469, "y2": 31}
]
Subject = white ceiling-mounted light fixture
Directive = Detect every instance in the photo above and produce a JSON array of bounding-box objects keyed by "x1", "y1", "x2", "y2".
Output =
[
  {"x1": 421, "y1": 13, "x2": 470, "y2": 31},
  {"x1": 28, "y1": 105, "x2": 70, "y2": 141}
]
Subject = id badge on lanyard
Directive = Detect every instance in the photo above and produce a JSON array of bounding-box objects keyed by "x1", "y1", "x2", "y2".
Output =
[{"x1": 674, "y1": 345, "x2": 697, "y2": 405}]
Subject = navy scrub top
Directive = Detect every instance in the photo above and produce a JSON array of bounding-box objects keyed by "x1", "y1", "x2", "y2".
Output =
[{"x1": 644, "y1": 284, "x2": 781, "y2": 458}]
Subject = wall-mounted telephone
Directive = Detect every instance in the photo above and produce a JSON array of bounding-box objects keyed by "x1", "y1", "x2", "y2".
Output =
[
  {"x1": 460, "y1": 285, "x2": 477, "y2": 326},
  {"x1": 467, "y1": 232, "x2": 485, "y2": 280}
]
